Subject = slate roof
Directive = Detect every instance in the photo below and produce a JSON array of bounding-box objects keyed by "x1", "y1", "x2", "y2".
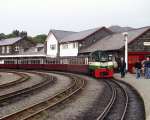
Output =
[
  {"x1": 60, "y1": 27, "x2": 105, "y2": 43},
  {"x1": 79, "y1": 26, "x2": 150, "y2": 53},
  {"x1": 0, "y1": 37, "x2": 22, "y2": 46},
  {"x1": 50, "y1": 30, "x2": 76, "y2": 41}
]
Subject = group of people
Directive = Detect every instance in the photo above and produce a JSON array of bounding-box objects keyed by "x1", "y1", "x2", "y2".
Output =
[
  {"x1": 117, "y1": 56, "x2": 150, "y2": 79},
  {"x1": 135, "y1": 57, "x2": 150, "y2": 79}
]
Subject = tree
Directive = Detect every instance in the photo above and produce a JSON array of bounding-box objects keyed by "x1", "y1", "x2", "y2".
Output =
[
  {"x1": 0, "y1": 33, "x2": 6, "y2": 40},
  {"x1": 6, "y1": 30, "x2": 20, "y2": 38},
  {"x1": 0, "y1": 30, "x2": 47, "y2": 44},
  {"x1": 33, "y1": 34, "x2": 47, "y2": 43},
  {"x1": 20, "y1": 31, "x2": 27, "y2": 37},
  {"x1": 12, "y1": 30, "x2": 20, "y2": 37}
]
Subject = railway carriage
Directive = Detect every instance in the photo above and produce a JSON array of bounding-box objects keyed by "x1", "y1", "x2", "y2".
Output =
[{"x1": 0, "y1": 51, "x2": 117, "y2": 78}]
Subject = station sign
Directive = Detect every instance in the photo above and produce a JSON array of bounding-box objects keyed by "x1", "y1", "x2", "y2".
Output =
[{"x1": 143, "y1": 42, "x2": 150, "y2": 46}]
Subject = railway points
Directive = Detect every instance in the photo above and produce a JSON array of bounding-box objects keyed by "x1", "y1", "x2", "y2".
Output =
[
  {"x1": 0, "y1": 71, "x2": 72, "y2": 118},
  {"x1": 0, "y1": 71, "x2": 85, "y2": 120},
  {"x1": 0, "y1": 71, "x2": 56, "y2": 107},
  {"x1": 0, "y1": 70, "x2": 146, "y2": 120},
  {"x1": 0, "y1": 72, "x2": 45, "y2": 97}
]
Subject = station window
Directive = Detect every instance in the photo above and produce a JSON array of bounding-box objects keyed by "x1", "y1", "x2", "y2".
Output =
[
  {"x1": 6, "y1": 46, "x2": 10, "y2": 53},
  {"x1": 62, "y1": 44, "x2": 68, "y2": 49},
  {"x1": 2, "y1": 46, "x2": 5, "y2": 53},
  {"x1": 15, "y1": 46, "x2": 19, "y2": 51},
  {"x1": 73, "y1": 43, "x2": 78, "y2": 48},
  {"x1": 50, "y1": 44, "x2": 56, "y2": 50}
]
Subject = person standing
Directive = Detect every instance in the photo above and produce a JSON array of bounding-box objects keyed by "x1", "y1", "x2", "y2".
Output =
[
  {"x1": 144, "y1": 57, "x2": 150, "y2": 79},
  {"x1": 135, "y1": 60, "x2": 142, "y2": 79},
  {"x1": 119, "y1": 57, "x2": 126, "y2": 78}
]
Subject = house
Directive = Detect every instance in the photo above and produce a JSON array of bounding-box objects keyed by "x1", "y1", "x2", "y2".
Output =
[
  {"x1": 0, "y1": 37, "x2": 34, "y2": 55},
  {"x1": 45, "y1": 30, "x2": 76, "y2": 57},
  {"x1": 46, "y1": 27, "x2": 112, "y2": 57}
]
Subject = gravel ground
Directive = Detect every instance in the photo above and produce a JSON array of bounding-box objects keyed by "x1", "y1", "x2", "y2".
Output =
[
  {"x1": 46, "y1": 74, "x2": 106, "y2": 120},
  {"x1": 0, "y1": 72, "x2": 21, "y2": 85},
  {"x1": 0, "y1": 72, "x2": 72, "y2": 118},
  {"x1": 114, "y1": 73, "x2": 150, "y2": 120},
  {"x1": 0, "y1": 72, "x2": 43, "y2": 96}
]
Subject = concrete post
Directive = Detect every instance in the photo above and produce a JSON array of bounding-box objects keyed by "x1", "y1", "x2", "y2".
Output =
[{"x1": 123, "y1": 32, "x2": 128, "y2": 71}]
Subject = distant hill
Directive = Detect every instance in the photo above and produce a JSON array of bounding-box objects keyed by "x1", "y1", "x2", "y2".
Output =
[{"x1": 109, "y1": 25, "x2": 134, "y2": 33}]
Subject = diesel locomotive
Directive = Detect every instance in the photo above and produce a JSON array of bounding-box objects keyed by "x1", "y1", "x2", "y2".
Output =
[{"x1": 88, "y1": 50, "x2": 117, "y2": 78}]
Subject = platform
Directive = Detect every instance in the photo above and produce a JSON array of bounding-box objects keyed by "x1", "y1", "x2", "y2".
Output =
[{"x1": 114, "y1": 73, "x2": 150, "y2": 120}]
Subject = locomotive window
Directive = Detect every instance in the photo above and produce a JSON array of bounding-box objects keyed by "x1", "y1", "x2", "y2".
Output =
[
  {"x1": 90, "y1": 51, "x2": 109, "y2": 62},
  {"x1": 108, "y1": 55, "x2": 113, "y2": 61}
]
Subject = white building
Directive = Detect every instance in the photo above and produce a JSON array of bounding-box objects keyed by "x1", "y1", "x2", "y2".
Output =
[
  {"x1": 46, "y1": 30, "x2": 76, "y2": 57},
  {"x1": 46, "y1": 27, "x2": 112, "y2": 57}
]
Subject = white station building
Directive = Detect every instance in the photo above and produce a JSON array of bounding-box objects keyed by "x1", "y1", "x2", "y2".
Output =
[{"x1": 46, "y1": 27, "x2": 112, "y2": 57}]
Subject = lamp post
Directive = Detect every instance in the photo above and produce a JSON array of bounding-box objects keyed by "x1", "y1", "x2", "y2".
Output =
[{"x1": 123, "y1": 32, "x2": 128, "y2": 72}]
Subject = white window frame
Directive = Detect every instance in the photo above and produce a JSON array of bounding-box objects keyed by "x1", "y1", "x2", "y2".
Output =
[
  {"x1": 15, "y1": 46, "x2": 19, "y2": 51},
  {"x1": 62, "y1": 44, "x2": 68, "y2": 49},
  {"x1": 6, "y1": 46, "x2": 10, "y2": 53},
  {"x1": 73, "y1": 42, "x2": 78, "y2": 48},
  {"x1": 2, "y1": 46, "x2": 5, "y2": 54},
  {"x1": 50, "y1": 44, "x2": 56, "y2": 50}
]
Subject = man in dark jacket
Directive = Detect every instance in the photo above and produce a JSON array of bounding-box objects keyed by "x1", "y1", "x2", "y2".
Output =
[
  {"x1": 135, "y1": 60, "x2": 142, "y2": 79},
  {"x1": 119, "y1": 57, "x2": 126, "y2": 78}
]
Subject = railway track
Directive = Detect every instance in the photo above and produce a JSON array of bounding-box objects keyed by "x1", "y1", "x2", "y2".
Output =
[
  {"x1": 0, "y1": 72, "x2": 30, "y2": 89},
  {"x1": 0, "y1": 72, "x2": 86, "y2": 120},
  {"x1": 0, "y1": 71, "x2": 55, "y2": 105},
  {"x1": 96, "y1": 79, "x2": 128, "y2": 120}
]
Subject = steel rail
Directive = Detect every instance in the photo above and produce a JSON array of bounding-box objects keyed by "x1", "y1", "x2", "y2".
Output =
[
  {"x1": 0, "y1": 72, "x2": 86, "y2": 120},
  {"x1": 0, "y1": 72, "x2": 30, "y2": 89},
  {"x1": 112, "y1": 79, "x2": 128, "y2": 120},
  {"x1": 96, "y1": 80, "x2": 117, "y2": 120},
  {"x1": 96, "y1": 79, "x2": 128, "y2": 120},
  {"x1": 0, "y1": 71, "x2": 55, "y2": 104}
]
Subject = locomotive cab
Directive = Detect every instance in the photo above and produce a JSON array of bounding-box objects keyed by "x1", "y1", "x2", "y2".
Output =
[{"x1": 88, "y1": 50, "x2": 115, "y2": 78}]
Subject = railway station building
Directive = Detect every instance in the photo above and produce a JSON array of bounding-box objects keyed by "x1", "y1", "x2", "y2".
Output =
[
  {"x1": 0, "y1": 26, "x2": 150, "y2": 72},
  {"x1": 46, "y1": 26, "x2": 150, "y2": 72},
  {"x1": 0, "y1": 37, "x2": 34, "y2": 55},
  {"x1": 46, "y1": 27, "x2": 112, "y2": 57}
]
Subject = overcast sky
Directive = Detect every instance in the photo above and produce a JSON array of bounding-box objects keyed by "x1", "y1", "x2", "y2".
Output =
[{"x1": 0, "y1": 0, "x2": 150, "y2": 36}]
